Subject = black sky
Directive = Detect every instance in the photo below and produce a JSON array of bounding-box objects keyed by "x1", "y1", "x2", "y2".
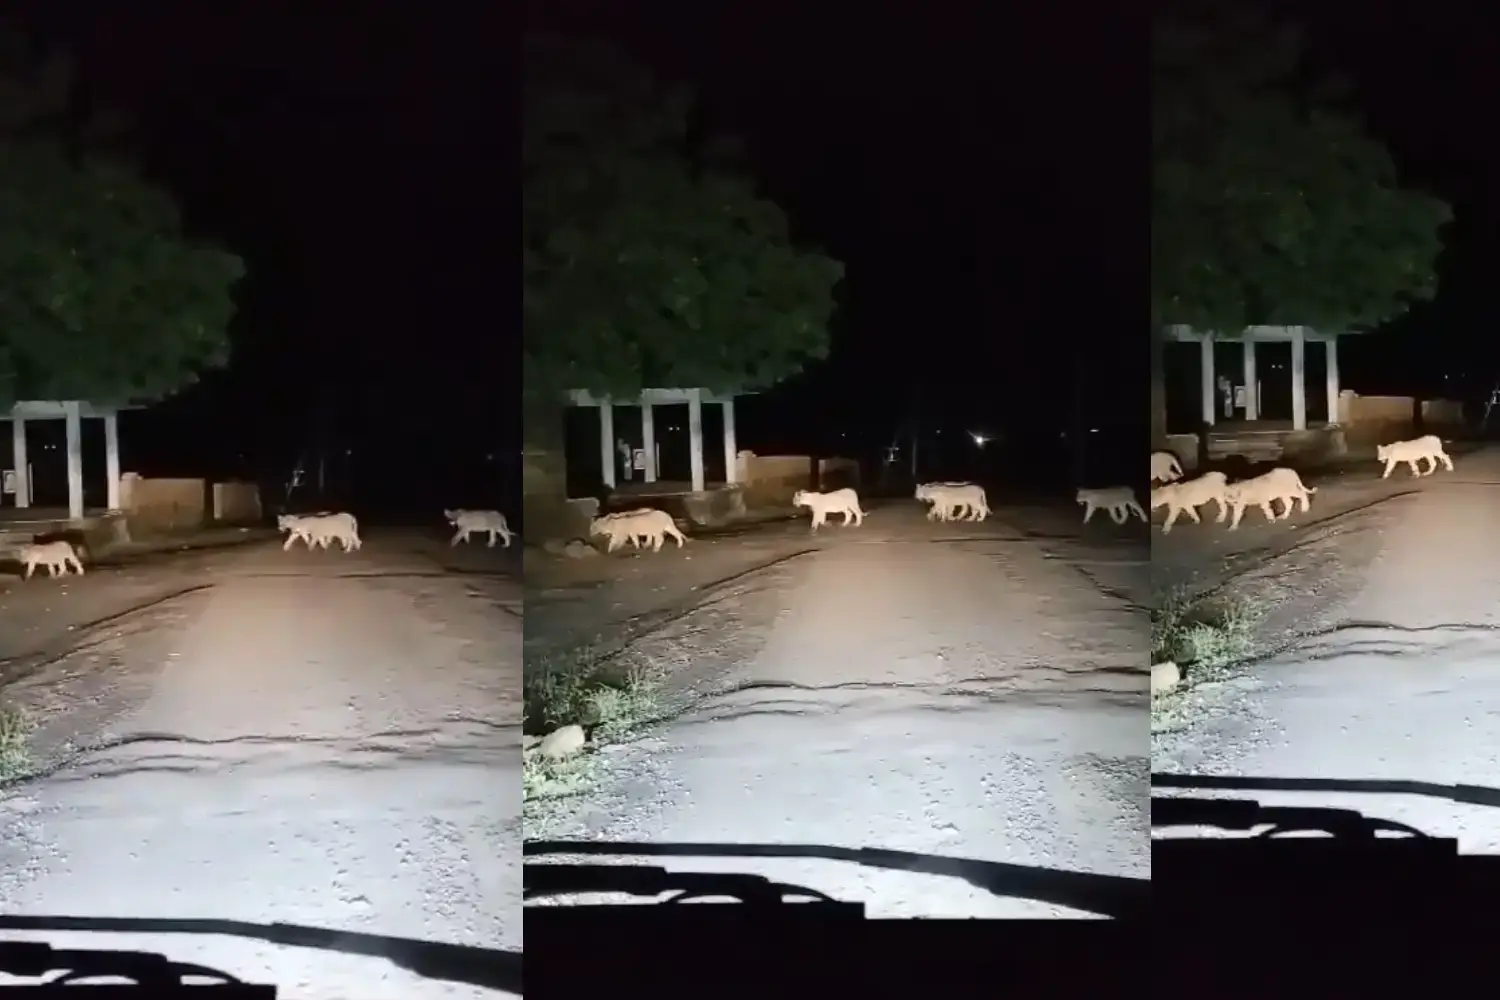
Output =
[
  {"x1": 14, "y1": 4, "x2": 511, "y2": 515},
  {"x1": 528, "y1": 4, "x2": 1146, "y2": 459},
  {"x1": 1292, "y1": 2, "x2": 1500, "y2": 401}
]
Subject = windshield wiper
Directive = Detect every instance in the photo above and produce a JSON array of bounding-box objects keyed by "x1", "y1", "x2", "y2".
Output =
[
  {"x1": 1152, "y1": 795, "x2": 1436, "y2": 838},
  {"x1": 0, "y1": 916, "x2": 519, "y2": 995},
  {"x1": 525, "y1": 840, "x2": 1148, "y2": 919},
  {"x1": 1152, "y1": 771, "x2": 1500, "y2": 809},
  {"x1": 527, "y1": 862, "x2": 863, "y2": 911},
  {"x1": 0, "y1": 940, "x2": 270, "y2": 993}
]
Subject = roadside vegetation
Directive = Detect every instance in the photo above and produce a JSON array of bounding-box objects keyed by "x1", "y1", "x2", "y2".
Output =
[
  {"x1": 522, "y1": 646, "x2": 669, "y2": 817},
  {"x1": 1152, "y1": 588, "x2": 1262, "y2": 732}
]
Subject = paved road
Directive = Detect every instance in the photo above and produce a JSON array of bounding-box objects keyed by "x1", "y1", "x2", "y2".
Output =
[
  {"x1": 526, "y1": 503, "x2": 1149, "y2": 918},
  {"x1": 0, "y1": 533, "x2": 520, "y2": 997},
  {"x1": 1154, "y1": 445, "x2": 1500, "y2": 850}
]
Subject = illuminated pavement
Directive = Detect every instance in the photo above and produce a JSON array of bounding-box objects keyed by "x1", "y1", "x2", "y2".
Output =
[
  {"x1": 1153, "y1": 445, "x2": 1500, "y2": 849},
  {"x1": 526, "y1": 504, "x2": 1150, "y2": 917},
  {"x1": 0, "y1": 535, "x2": 520, "y2": 996}
]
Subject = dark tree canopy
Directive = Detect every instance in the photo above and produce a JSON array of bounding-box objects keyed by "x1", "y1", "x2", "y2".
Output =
[
  {"x1": 523, "y1": 34, "x2": 845, "y2": 414},
  {"x1": 0, "y1": 39, "x2": 244, "y2": 406},
  {"x1": 1152, "y1": 10, "x2": 1452, "y2": 335}
]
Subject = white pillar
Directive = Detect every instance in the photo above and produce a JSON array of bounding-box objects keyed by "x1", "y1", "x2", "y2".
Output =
[
  {"x1": 1290, "y1": 327, "x2": 1307, "y2": 431},
  {"x1": 104, "y1": 411, "x2": 121, "y2": 510},
  {"x1": 1241, "y1": 339, "x2": 1258, "y2": 421},
  {"x1": 687, "y1": 388, "x2": 705, "y2": 492},
  {"x1": 641, "y1": 402, "x2": 658, "y2": 483},
  {"x1": 1199, "y1": 335, "x2": 1216, "y2": 426},
  {"x1": 10, "y1": 417, "x2": 27, "y2": 508},
  {"x1": 721, "y1": 397, "x2": 738, "y2": 484},
  {"x1": 1325, "y1": 338, "x2": 1340, "y2": 426},
  {"x1": 64, "y1": 400, "x2": 83, "y2": 520},
  {"x1": 598, "y1": 402, "x2": 616, "y2": 488}
]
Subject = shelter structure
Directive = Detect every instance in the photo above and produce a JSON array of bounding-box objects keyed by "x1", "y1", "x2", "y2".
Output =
[
  {"x1": 1165, "y1": 324, "x2": 1342, "y2": 431},
  {"x1": 1, "y1": 400, "x2": 138, "y2": 520},
  {"x1": 568, "y1": 388, "x2": 742, "y2": 494},
  {"x1": 1161, "y1": 325, "x2": 1346, "y2": 467}
]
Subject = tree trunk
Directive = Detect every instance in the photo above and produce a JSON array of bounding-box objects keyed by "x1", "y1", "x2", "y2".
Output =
[
  {"x1": 521, "y1": 400, "x2": 584, "y2": 544},
  {"x1": 1151, "y1": 325, "x2": 1168, "y2": 448},
  {"x1": 522, "y1": 402, "x2": 566, "y2": 499}
]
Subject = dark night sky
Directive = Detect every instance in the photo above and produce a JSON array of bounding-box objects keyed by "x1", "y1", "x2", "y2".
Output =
[
  {"x1": 529, "y1": 4, "x2": 1146, "y2": 477},
  {"x1": 12, "y1": 4, "x2": 511, "y2": 518},
  {"x1": 1292, "y1": 3, "x2": 1500, "y2": 404}
]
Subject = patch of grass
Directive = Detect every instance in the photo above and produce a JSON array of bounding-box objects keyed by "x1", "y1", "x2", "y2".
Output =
[
  {"x1": 1152, "y1": 587, "x2": 1262, "y2": 677},
  {"x1": 0, "y1": 704, "x2": 34, "y2": 779},
  {"x1": 522, "y1": 649, "x2": 668, "y2": 809},
  {"x1": 523, "y1": 750, "x2": 595, "y2": 805},
  {"x1": 523, "y1": 652, "x2": 663, "y2": 738},
  {"x1": 1151, "y1": 587, "x2": 1264, "y2": 734}
]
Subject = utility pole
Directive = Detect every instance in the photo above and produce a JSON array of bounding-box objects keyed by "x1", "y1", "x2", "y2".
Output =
[{"x1": 909, "y1": 385, "x2": 921, "y2": 483}]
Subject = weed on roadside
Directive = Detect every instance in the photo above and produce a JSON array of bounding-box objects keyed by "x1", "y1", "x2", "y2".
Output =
[
  {"x1": 523, "y1": 648, "x2": 669, "y2": 812},
  {"x1": 523, "y1": 650, "x2": 664, "y2": 738},
  {"x1": 1153, "y1": 588, "x2": 1260, "y2": 672},
  {"x1": 1152, "y1": 587, "x2": 1263, "y2": 732},
  {"x1": 0, "y1": 704, "x2": 34, "y2": 780}
]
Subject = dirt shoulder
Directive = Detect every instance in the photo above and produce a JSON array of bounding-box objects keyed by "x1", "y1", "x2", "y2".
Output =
[
  {"x1": 0, "y1": 547, "x2": 251, "y2": 677},
  {"x1": 1148, "y1": 459, "x2": 1476, "y2": 736},
  {"x1": 1151, "y1": 465, "x2": 1427, "y2": 602},
  {"x1": 523, "y1": 522, "x2": 822, "y2": 663}
]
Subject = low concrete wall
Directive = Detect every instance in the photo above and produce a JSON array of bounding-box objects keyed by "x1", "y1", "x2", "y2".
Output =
[
  {"x1": 121, "y1": 473, "x2": 205, "y2": 533},
  {"x1": 1338, "y1": 390, "x2": 1465, "y2": 450},
  {"x1": 212, "y1": 481, "x2": 262, "y2": 524},
  {"x1": 737, "y1": 451, "x2": 860, "y2": 509}
]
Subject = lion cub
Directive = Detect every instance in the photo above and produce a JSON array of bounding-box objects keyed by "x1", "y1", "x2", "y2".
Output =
[
  {"x1": 1223, "y1": 467, "x2": 1318, "y2": 530},
  {"x1": 1376, "y1": 435, "x2": 1454, "y2": 479},
  {"x1": 19, "y1": 540, "x2": 84, "y2": 579},
  {"x1": 1150, "y1": 471, "x2": 1229, "y2": 534},
  {"x1": 792, "y1": 488, "x2": 866, "y2": 531}
]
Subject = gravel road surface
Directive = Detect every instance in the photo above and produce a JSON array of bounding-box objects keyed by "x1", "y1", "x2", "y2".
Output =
[
  {"x1": 0, "y1": 533, "x2": 519, "y2": 997},
  {"x1": 1154, "y1": 446, "x2": 1500, "y2": 849},
  {"x1": 527, "y1": 503, "x2": 1149, "y2": 918}
]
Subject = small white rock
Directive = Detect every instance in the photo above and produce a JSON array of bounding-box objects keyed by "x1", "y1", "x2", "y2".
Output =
[
  {"x1": 1151, "y1": 661, "x2": 1181, "y2": 696},
  {"x1": 537, "y1": 723, "x2": 586, "y2": 760}
]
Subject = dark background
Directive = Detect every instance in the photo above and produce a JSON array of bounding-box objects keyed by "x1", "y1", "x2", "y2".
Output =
[
  {"x1": 4, "y1": 4, "x2": 512, "y2": 523},
  {"x1": 1294, "y1": 2, "x2": 1500, "y2": 410},
  {"x1": 533, "y1": 4, "x2": 1147, "y2": 496},
  {"x1": 1157, "y1": 2, "x2": 1500, "y2": 433}
]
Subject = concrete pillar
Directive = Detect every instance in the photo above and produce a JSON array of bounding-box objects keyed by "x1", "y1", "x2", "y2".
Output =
[
  {"x1": 598, "y1": 402, "x2": 616, "y2": 488},
  {"x1": 65, "y1": 400, "x2": 83, "y2": 520},
  {"x1": 1291, "y1": 327, "x2": 1307, "y2": 431},
  {"x1": 10, "y1": 417, "x2": 27, "y2": 507},
  {"x1": 104, "y1": 410, "x2": 121, "y2": 510},
  {"x1": 1241, "y1": 339, "x2": 1258, "y2": 421},
  {"x1": 641, "y1": 401, "x2": 658, "y2": 483},
  {"x1": 1325, "y1": 338, "x2": 1340, "y2": 426},
  {"x1": 722, "y1": 397, "x2": 738, "y2": 484},
  {"x1": 1199, "y1": 335, "x2": 1216, "y2": 427},
  {"x1": 687, "y1": 388, "x2": 705, "y2": 492}
]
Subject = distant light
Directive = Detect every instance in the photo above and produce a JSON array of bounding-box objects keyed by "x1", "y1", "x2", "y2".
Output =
[{"x1": 969, "y1": 432, "x2": 989, "y2": 448}]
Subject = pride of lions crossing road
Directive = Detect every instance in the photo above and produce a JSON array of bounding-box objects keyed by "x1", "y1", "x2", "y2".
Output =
[{"x1": 1148, "y1": 435, "x2": 1458, "y2": 535}]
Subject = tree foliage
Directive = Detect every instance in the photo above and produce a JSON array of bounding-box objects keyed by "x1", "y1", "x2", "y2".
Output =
[
  {"x1": 0, "y1": 39, "x2": 243, "y2": 407},
  {"x1": 523, "y1": 34, "x2": 844, "y2": 414},
  {"x1": 1152, "y1": 10, "x2": 1452, "y2": 335}
]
